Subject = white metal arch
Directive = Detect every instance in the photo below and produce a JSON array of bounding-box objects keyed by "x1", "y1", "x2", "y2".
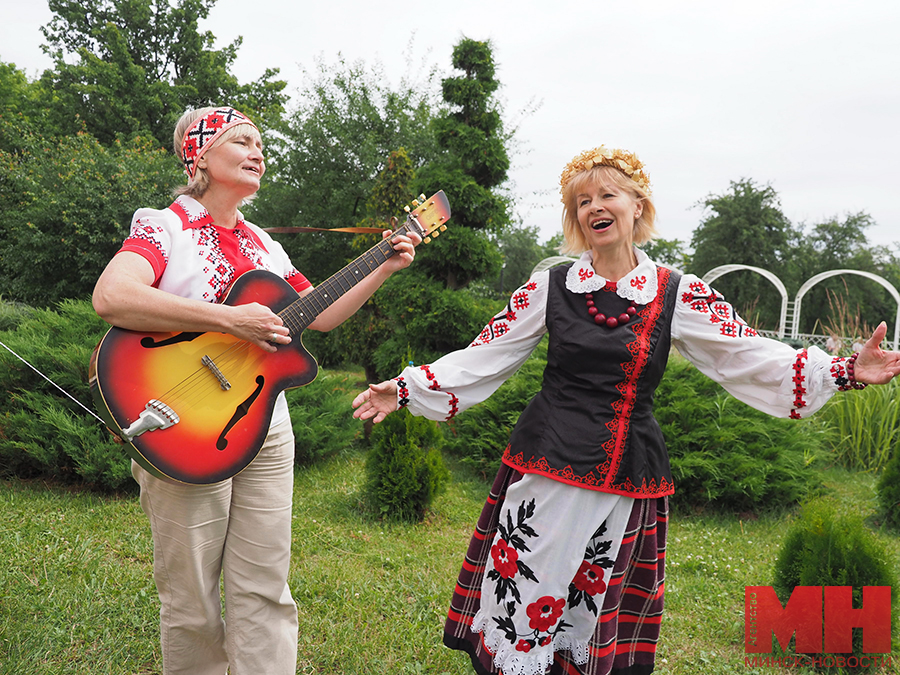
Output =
[
  {"x1": 793, "y1": 269, "x2": 900, "y2": 349},
  {"x1": 702, "y1": 264, "x2": 790, "y2": 338}
]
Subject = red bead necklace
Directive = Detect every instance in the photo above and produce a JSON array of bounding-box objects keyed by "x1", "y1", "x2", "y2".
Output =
[{"x1": 585, "y1": 293, "x2": 637, "y2": 328}]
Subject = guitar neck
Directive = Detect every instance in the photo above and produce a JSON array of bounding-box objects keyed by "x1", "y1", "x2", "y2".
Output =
[{"x1": 279, "y1": 222, "x2": 413, "y2": 333}]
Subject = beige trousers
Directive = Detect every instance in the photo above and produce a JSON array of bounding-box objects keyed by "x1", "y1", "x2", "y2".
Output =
[{"x1": 133, "y1": 418, "x2": 298, "y2": 675}]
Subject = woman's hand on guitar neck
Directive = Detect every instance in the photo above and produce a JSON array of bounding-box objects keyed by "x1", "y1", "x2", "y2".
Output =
[{"x1": 351, "y1": 380, "x2": 399, "y2": 424}]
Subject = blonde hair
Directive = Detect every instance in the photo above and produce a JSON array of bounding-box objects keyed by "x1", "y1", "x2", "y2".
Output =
[
  {"x1": 172, "y1": 106, "x2": 263, "y2": 200},
  {"x1": 559, "y1": 165, "x2": 657, "y2": 254}
]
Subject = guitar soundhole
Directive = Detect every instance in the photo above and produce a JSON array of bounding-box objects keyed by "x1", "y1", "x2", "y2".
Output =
[
  {"x1": 216, "y1": 376, "x2": 265, "y2": 451},
  {"x1": 140, "y1": 332, "x2": 203, "y2": 349}
]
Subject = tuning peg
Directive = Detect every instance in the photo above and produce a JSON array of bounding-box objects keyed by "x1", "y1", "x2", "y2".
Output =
[
  {"x1": 404, "y1": 205, "x2": 411, "y2": 213},
  {"x1": 418, "y1": 194, "x2": 426, "y2": 201},
  {"x1": 432, "y1": 230, "x2": 441, "y2": 238},
  {"x1": 440, "y1": 225, "x2": 447, "y2": 232},
  {"x1": 423, "y1": 236, "x2": 431, "y2": 244},
  {"x1": 411, "y1": 199, "x2": 420, "y2": 207}
]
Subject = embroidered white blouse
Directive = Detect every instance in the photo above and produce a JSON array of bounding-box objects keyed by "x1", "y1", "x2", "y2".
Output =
[
  {"x1": 118, "y1": 195, "x2": 311, "y2": 428},
  {"x1": 396, "y1": 248, "x2": 851, "y2": 424}
]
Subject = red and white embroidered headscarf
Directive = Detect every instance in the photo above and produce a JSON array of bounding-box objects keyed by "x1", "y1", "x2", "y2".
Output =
[{"x1": 180, "y1": 107, "x2": 258, "y2": 179}]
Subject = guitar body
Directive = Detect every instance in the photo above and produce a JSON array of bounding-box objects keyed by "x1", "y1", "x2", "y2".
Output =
[{"x1": 90, "y1": 270, "x2": 318, "y2": 484}]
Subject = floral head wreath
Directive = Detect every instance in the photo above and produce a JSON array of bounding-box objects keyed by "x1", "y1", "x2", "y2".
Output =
[
  {"x1": 559, "y1": 145, "x2": 651, "y2": 201},
  {"x1": 180, "y1": 107, "x2": 258, "y2": 179}
]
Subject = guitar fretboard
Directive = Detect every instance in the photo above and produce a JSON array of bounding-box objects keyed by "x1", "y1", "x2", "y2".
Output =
[{"x1": 277, "y1": 223, "x2": 413, "y2": 334}]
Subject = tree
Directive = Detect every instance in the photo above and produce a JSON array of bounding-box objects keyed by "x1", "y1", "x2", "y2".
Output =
[
  {"x1": 639, "y1": 237, "x2": 691, "y2": 270},
  {"x1": 688, "y1": 179, "x2": 795, "y2": 329},
  {"x1": 304, "y1": 148, "x2": 418, "y2": 383},
  {"x1": 38, "y1": 0, "x2": 286, "y2": 148},
  {"x1": 414, "y1": 38, "x2": 510, "y2": 290},
  {"x1": 249, "y1": 55, "x2": 442, "y2": 284},
  {"x1": 0, "y1": 115, "x2": 181, "y2": 306},
  {"x1": 787, "y1": 212, "x2": 899, "y2": 334}
]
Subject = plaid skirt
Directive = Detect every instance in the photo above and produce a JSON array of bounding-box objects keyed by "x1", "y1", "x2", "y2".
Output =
[{"x1": 444, "y1": 463, "x2": 668, "y2": 675}]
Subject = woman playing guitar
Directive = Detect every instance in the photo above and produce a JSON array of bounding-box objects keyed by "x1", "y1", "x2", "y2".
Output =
[{"x1": 92, "y1": 106, "x2": 419, "y2": 675}]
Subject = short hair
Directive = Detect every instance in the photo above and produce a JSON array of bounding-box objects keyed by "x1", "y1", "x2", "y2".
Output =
[
  {"x1": 559, "y1": 165, "x2": 657, "y2": 255},
  {"x1": 172, "y1": 107, "x2": 263, "y2": 200}
]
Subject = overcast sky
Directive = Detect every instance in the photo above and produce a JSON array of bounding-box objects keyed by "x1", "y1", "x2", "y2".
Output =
[{"x1": 3, "y1": 0, "x2": 898, "y2": 250}]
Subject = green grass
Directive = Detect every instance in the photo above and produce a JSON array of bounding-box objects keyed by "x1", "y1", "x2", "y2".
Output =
[{"x1": 1, "y1": 459, "x2": 897, "y2": 674}]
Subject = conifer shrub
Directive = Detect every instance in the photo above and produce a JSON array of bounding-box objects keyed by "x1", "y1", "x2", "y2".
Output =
[
  {"x1": 444, "y1": 348, "x2": 824, "y2": 511},
  {"x1": 0, "y1": 299, "x2": 131, "y2": 490},
  {"x1": 364, "y1": 407, "x2": 448, "y2": 522},
  {"x1": 655, "y1": 355, "x2": 827, "y2": 511},
  {"x1": 773, "y1": 497, "x2": 899, "y2": 663},
  {"x1": 876, "y1": 446, "x2": 900, "y2": 528},
  {"x1": 441, "y1": 337, "x2": 547, "y2": 479},
  {"x1": 285, "y1": 371, "x2": 362, "y2": 465}
]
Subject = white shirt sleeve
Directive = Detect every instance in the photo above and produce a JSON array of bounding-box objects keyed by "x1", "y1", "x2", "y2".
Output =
[
  {"x1": 396, "y1": 271, "x2": 550, "y2": 421},
  {"x1": 671, "y1": 274, "x2": 849, "y2": 418}
]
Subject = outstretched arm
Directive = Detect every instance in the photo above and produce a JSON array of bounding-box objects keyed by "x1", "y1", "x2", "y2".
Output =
[
  {"x1": 352, "y1": 380, "x2": 399, "y2": 424},
  {"x1": 853, "y1": 322, "x2": 900, "y2": 385}
]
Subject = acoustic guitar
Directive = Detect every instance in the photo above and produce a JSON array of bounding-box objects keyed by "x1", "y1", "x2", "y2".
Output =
[{"x1": 89, "y1": 191, "x2": 450, "y2": 484}]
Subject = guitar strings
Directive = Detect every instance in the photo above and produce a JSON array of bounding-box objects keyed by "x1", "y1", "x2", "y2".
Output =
[{"x1": 144, "y1": 225, "x2": 407, "y2": 414}]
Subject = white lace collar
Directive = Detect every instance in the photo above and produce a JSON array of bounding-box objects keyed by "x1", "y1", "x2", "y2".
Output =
[{"x1": 565, "y1": 248, "x2": 659, "y2": 304}]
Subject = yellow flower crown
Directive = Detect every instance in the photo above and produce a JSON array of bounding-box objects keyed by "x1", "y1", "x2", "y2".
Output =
[{"x1": 559, "y1": 146, "x2": 651, "y2": 200}]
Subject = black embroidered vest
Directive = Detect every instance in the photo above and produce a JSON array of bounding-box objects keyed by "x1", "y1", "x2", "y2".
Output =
[{"x1": 503, "y1": 264, "x2": 682, "y2": 497}]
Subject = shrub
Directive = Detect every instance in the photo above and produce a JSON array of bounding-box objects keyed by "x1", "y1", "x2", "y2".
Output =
[
  {"x1": 441, "y1": 337, "x2": 548, "y2": 479},
  {"x1": 655, "y1": 355, "x2": 827, "y2": 512},
  {"x1": 364, "y1": 408, "x2": 448, "y2": 522},
  {"x1": 773, "y1": 497, "x2": 899, "y2": 664},
  {"x1": 876, "y1": 446, "x2": 900, "y2": 528},
  {"x1": 446, "y1": 348, "x2": 825, "y2": 511},
  {"x1": 285, "y1": 370, "x2": 363, "y2": 466},
  {"x1": 0, "y1": 299, "x2": 131, "y2": 490},
  {"x1": 0, "y1": 116, "x2": 181, "y2": 307}
]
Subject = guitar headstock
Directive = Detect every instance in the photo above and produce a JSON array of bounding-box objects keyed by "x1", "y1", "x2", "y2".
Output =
[{"x1": 403, "y1": 191, "x2": 450, "y2": 243}]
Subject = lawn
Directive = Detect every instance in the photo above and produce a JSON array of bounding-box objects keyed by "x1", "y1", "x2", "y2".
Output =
[{"x1": 0, "y1": 455, "x2": 897, "y2": 674}]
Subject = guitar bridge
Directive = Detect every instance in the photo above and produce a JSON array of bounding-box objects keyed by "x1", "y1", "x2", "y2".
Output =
[
  {"x1": 202, "y1": 354, "x2": 231, "y2": 391},
  {"x1": 121, "y1": 399, "x2": 180, "y2": 441}
]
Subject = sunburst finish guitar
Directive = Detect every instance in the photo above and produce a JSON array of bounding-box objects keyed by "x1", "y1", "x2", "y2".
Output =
[{"x1": 89, "y1": 191, "x2": 450, "y2": 484}]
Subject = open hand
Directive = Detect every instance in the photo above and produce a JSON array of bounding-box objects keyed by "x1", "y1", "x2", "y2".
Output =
[
  {"x1": 854, "y1": 322, "x2": 900, "y2": 385},
  {"x1": 352, "y1": 380, "x2": 399, "y2": 424}
]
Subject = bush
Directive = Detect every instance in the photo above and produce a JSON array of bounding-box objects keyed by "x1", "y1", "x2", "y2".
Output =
[
  {"x1": 773, "y1": 497, "x2": 899, "y2": 664},
  {"x1": 364, "y1": 408, "x2": 448, "y2": 521},
  {"x1": 876, "y1": 446, "x2": 900, "y2": 528},
  {"x1": 285, "y1": 370, "x2": 363, "y2": 465},
  {"x1": 445, "y1": 348, "x2": 825, "y2": 512},
  {"x1": 0, "y1": 116, "x2": 181, "y2": 307},
  {"x1": 441, "y1": 337, "x2": 547, "y2": 479},
  {"x1": 655, "y1": 355, "x2": 826, "y2": 512},
  {"x1": 0, "y1": 299, "x2": 132, "y2": 490}
]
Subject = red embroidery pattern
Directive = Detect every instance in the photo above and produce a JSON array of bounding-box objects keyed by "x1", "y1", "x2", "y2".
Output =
[
  {"x1": 601, "y1": 267, "x2": 671, "y2": 490},
  {"x1": 419, "y1": 365, "x2": 440, "y2": 391},
  {"x1": 830, "y1": 356, "x2": 852, "y2": 391},
  {"x1": 578, "y1": 268, "x2": 594, "y2": 283},
  {"x1": 790, "y1": 350, "x2": 809, "y2": 419},
  {"x1": 680, "y1": 280, "x2": 758, "y2": 337},
  {"x1": 470, "y1": 281, "x2": 535, "y2": 347},
  {"x1": 630, "y1": 275, "x2": 647, "y2": 291},
  {"x1": 395, "y1": 377, "x2": 409, "y2": 408},
  {"x1": 447, "y1": 393, "x2": 460, "y2": 420},
  {"x1": 502, "y1": 450, "x2": 675, "y2": 497},
  {"x1": 127, "y1": 218, "x2": 169, "y2": 263}
]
